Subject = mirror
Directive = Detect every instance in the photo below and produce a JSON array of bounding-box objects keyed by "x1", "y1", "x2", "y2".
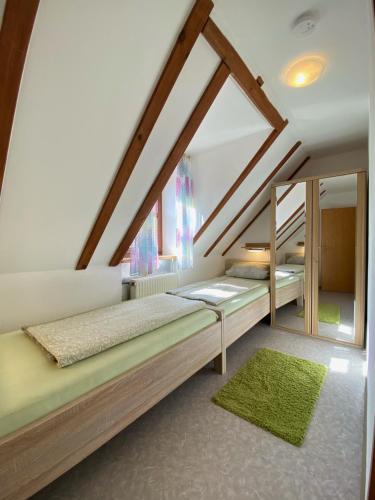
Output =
[
  {"x1": 273, "y1": 181, "x2": 307, "y2": 332},
  {"x1": 315, "y1": 174, "x2": 357, "y2": 343}
]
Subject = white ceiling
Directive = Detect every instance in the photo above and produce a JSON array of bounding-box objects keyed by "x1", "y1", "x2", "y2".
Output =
[
  {"x1": 206, "y1": 0, "x2": 370, "y2": 154},
  {"x1": 186, "y1": 75, "x2": 270, "y2": 155}
]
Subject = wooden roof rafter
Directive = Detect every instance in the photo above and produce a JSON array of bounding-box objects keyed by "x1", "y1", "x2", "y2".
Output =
[
  {"x1": 109, "y1": 62, "x2": 230, "y2": 266},
  {"x1": 277, "y1": 202, "x2": 305, "y2": 235},
  {"x1": 107, "y1": 11, "x2": 287, "y2": 266},
  {"x1": 203, "y1": 141, "x2": 302, "y2": 256},
  {"x1": 0, "y1": 0, "x2": 40, "y2": 198},
  {"x1": 276, "y1": 210, "x2": 305, "y2": 240},
  {"x1": 221, "y1": 155, "x2": 311, "y2": 255},
  {"x1": 192, "y1": 18, "x2": 289, "y2": 244},
  {"x1": 276, "y1": 156, "x2": 311, "y2": 205},
  {"x1": 276, "y1": 221, "x2": 305, "y2": 251},
  {"x1": 276, "y1": 186, "x2": 327, "y2": 248},
  {"x1": 76, "y1": 0, "x2": 214, "y2": 270}
]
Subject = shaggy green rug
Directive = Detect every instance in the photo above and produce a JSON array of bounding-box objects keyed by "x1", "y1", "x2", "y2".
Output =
[
  {"x1": 297, "y1": 302, "x2": 340, "y2": 325},
  {"x1": 213, "y1": 348, "x2": 327, "y2": 446}
]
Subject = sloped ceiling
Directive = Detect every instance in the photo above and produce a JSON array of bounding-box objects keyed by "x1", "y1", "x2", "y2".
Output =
[
  {"x1": 0, "y1": 0, "x2": 369, "y2": 273},
  {"x1": 210, "y1": 0, "x2": 369, "y2": 153}
]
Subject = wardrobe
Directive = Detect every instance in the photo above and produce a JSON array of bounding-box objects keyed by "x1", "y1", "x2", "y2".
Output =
[{"x1": 270, "y1": 170, "x2": 366, "y2": 346}]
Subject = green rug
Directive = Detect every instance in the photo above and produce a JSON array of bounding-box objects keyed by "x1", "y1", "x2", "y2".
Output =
[
  {"x1": 213, "y1": 348, "x2": 327, "y2": 446},
  {"x1": 297, "y1": 302, "x2": 340, "y2": 325}
]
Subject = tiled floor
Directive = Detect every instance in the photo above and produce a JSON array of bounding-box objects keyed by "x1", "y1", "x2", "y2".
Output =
[{"x1": 33, "y1": 322, "x2": 366, "y2": 500}]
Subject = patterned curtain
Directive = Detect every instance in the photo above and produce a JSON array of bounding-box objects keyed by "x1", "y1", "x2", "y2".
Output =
[
  {"x1": 176, "y1": 156, "x2": 194, "y2": 270},
  {"x1": 130, "y1": 203, "x2": 159, "y2": 276}
]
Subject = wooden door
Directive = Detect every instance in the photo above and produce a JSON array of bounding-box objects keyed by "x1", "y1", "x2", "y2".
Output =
[{"x1": 320, "y1": 207, "x2": 356, "y2": 292}]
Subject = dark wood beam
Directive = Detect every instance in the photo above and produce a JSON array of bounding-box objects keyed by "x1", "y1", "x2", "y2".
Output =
[
  {"x1": 276, "y1": 221, "x2": 305, "y2": 251},
  {"x1": 222, "y1": 201, "x2": 270, "y2": 256},
  {"x1": 76, "y1": 0, "x2": 214, "y2": 270},
  {"x1": 277, "y1": 202, "x2": 305, "y2": 234},
  {"x1": 203, "y1": 141, "x2": 301, "y2": 256},
  {"x1": 276, "y1": 210, "x2": 305, "y2": 241},
  {"x1": 109, "y1": 62, "x2": 230, "y2": 266},
  {"x1": 202, "y1": 19, "x2": 284, "y2": 130},
  {"x1": 222, "y1": 155, "x2": 310, "y2": 256},
  {"x1": 194, "y1": 123, "x2": 287, "y2": 243},
  {"x1": 0, "y1": 0, "x2": 40, "y2": 197},
  {"x1": 277, "y1": 156, "x2": 310, "y2": 205}
]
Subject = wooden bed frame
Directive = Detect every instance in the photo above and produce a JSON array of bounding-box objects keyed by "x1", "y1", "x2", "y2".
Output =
[
  {"x1": 224, "y1": 293, "x2": 270, "y2": 347},
  {"x1": 0, "y1": 313, "x2": 224, "y2": 500},
  {"x1": 224, "y1": 258, "x2": 303, "y2": 324},
  {"x1": 275, "y1": 278, "x2": 304, "y2": 309}
]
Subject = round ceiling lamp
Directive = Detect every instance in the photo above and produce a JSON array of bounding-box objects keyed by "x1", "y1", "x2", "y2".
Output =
[{"x1": 282, "y1": 56, "x2": 326, "y2": 88}]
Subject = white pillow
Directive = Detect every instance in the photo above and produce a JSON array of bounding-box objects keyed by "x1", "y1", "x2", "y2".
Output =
[
  {"x1": 286, "y1": 255, "x2": 305, "y2": 265},
  {"x1": 226, "y1": 262, "x2": 270, "y2": 280}
]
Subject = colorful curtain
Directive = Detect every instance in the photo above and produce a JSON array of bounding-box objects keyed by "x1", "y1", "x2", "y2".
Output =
[
  {"x1": 176, "y1": 156, "x2": 194, "y2": 270},
  {"x1": 130, "y1": 203, "x2": 159, "y2": 276}
]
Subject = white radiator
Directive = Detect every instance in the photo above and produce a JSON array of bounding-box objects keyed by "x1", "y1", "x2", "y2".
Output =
[{"x1": 128, "y1": 273, "x2": 179, "y2": 299}]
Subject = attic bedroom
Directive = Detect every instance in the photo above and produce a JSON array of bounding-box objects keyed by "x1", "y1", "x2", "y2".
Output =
[{"x1": 0, "y1": 1, "x2": 374, "y2": 499}]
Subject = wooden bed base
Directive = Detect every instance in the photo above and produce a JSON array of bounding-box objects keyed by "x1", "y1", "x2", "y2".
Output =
[
  {"x1": 0, "y1": 285, "x2": 295, "y2": 500},
  {"x1": 0, "y1": 315, "x2": 224, "y2": 500},
  {"x1": 275, "y1": 279, "x2": 304, "y2": 309},
  {"x1": 225, "y1": 293, "x2": 270, "y2": 347}
]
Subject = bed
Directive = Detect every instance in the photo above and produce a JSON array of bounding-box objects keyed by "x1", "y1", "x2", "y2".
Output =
[
  {"x1": 167, "y1": 260, "x2": 305, "y2": 349},
  {"x1": 275, "y1": 253, "x2": 305, "y2": 309},
  {"x1": 0, "y1": 303, "x2": 224, "y2": 499},
  {"x1": 168, "y1": 261, "x2": 273, "y2": 348}
]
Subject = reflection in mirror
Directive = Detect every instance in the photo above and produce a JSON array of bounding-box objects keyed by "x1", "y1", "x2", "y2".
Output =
[
  {"x1": 274, "y1": 182, "x2": 306, "y2": 332},
  {"x1": 316, "y1": 174, "x2": 357, "y2": 343}
]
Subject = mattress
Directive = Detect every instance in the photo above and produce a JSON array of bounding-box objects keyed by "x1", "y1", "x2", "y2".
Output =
[
  {"x1": 193, "y1": 274, "x2": 301, "y2": 317},
  {"x1": 275, "y1": 274, "x2": 303, "y2": 288},
  {"x1": 219, "y1": 284, "x2": 269, "y2": 316},
  {"x1": 0, "y1": 309, "x2": 217, "y2": 439}
]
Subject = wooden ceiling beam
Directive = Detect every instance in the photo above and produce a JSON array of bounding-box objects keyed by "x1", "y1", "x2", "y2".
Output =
[
  {"x1": 194, "y1": 123, "x2": 287, "y2": 243},
  {"x1": 76, "y1": 0, "x2": 214, "y2": 270},
  {"x1": 276, "y1": 210, "x2": 305, "y2": 241},
  {"x1": 276, "y1": 156, "x2": 310, "y2": 205},
  {"x1": 222, "y1": 155, "x2": 310, "y2": 256},
  {"x1": 276, "y1": 221, "x2": 305, "y2": 251},
  {"x1": 0, "y1": 0, "x2": 40, "y2": 198},
  {"x1": 203, "y1": 141, "x2": 301, "y2": 256},
  {"x1": 109, "y1": 62, "x2": 230, "y2": 266},
  {"x1": 221, "y1": 201, "x2": 270, "y2": 256},
  {"x1": 202, "y1": 18, "x2": 284, "y2": 130},
  {"x1": 277, "y1": 202, "x2": 305, "y2": 234}
]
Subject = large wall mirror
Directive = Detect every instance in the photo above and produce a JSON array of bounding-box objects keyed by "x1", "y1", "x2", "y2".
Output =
[
  {"x1": 271, "y1": 171, "x2": 366, "y2": 346},
  {"x1": 311, "y1": 172, "x2": 366, "y2": 345},
  {"x1": 271, "y1": 181, "x2": 311, "y2": 334}
]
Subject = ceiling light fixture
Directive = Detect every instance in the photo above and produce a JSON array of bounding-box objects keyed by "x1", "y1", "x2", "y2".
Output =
[{"x1": 283, "y1": 55, "x2": 326, "y2": 88}]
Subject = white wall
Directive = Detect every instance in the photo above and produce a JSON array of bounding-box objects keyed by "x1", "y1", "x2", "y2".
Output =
[
  {"x1": 296, "y1": 147, "x2": 368, "y2": 179},
  {"x1": 190, "y1": 124, "x2": 307, "y2": 258},
  {"x1": 0, "y1": 0, "x2": 222, "y2": 331},
  {"x1": 366, "y1": 0, "x2": 375, "y2": 496},
  {"x1": 0, "y1": 266, "x2": 122, "y2": 333}
]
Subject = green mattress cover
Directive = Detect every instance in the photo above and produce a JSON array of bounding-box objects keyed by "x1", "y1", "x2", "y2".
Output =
[
  {"x1": 276, "y1": 274, "x2": 302, "y2": 288},
  {"x1": 217, "y1": 274, "x2": 302, "y2": 317},
  {"x1": 220, "y1": 285, "x2": 269, "y2": 316},
  {"x1": 0, "y1": 309, "x2": 217, "y2": 438}
]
